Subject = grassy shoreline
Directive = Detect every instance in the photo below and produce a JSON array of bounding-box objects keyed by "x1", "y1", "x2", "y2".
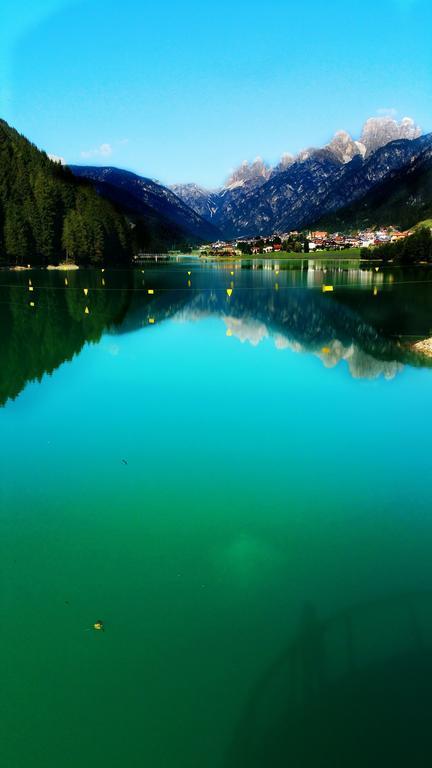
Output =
[{"x1": 198, "y1": 248, "x2": 364, "y2": 261}]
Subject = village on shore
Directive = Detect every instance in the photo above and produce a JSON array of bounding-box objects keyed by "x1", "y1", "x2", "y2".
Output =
[{"x1": 200, "y1": 226, "x2": 414, "y2": 257}]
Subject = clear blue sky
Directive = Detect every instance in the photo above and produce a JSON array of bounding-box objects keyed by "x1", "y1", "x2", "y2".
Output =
[{"x1": 1, "y1": 0, "x2": 431, "y2": 187}]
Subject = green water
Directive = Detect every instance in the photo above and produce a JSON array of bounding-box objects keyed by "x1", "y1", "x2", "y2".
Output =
[{"x1": 1, "y1": 261, "x2": 432, "y2": 766}]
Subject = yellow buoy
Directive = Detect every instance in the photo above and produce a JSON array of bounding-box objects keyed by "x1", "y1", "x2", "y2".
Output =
[
  {"x1": 29, "y1": 285, "x2": 34, "y2": 292},
  {"x1": 226, "y1": 328, "x2": 233, "y2": 337},
  {"x1": 322, "y1": 347, "x2": 331, "y2": 355},
  {"x1": 230, "y1": 271, "x2": 234, "y2": 276},
  {"x1": 94, "y1": 621, "x2": 104, "y2": 631},
  {"x1": 83, "y1": 288, "x2": 89, "y2": 296},
  {"x1": 29, "y1": 301, "x2": 35, "y2": 308},
  {"x1": 188, "y1": 271, "x2": 191, "y2": 276},
  {"x1": 149, "y1": 318, "x2": 155, "y2": 324},
  {"x1": 226, "y1": 288, "x2": 233, "y2": 297},
  {"x1": 322, "y1": 285, "x2": 334, "y2": 293},
  {"x1": 101, "y1": 268, "x2": 105, "y2": 273},
  {"x1": 84, "y1": 306, "x2": 90, "y2": 315},
  {"x1": 148, "y1": 289, "x2": 154, "y2": 295}
]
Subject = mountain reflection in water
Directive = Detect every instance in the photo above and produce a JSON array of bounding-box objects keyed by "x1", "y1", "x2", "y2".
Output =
[
  {"x1": 3, "y1": 259, "x2": 432, "y2": 768},
  {"x1": 1, "y1": 260, "x2": 432, "y2": 405}
]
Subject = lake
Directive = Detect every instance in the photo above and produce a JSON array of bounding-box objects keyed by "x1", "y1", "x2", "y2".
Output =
[{"x1": 1, "y1": 259, "x2": 432, "y2": 767}]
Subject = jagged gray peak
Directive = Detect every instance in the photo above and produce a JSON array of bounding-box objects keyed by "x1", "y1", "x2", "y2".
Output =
[
  {"x1": 326, "y1": 131, "x2": 366, "y2": 163},
  {"x1": 293, "y1": 118, "x2": 422, "y2": 167},
  {"x1": 170, "y1": 116, "x2": 427, "y2": 238},
  {"x1": 294, "y1": 136, "x2": 361, "y2": 165},
  {"x1": 225, "y1": 157, "x2": 271, "y2": 189},
  {"x1": 360, "y1": 116, "x2": 421, "y2": 156},
  {"x1": 170, "y1": 183, "x2": 220, "y2": 221},
  {"x1": 272, "y1": 152, "x2": 295, "y2": 174},
  {"x1": 213, "y1": 133, "x2": 432, "y2": 237}
]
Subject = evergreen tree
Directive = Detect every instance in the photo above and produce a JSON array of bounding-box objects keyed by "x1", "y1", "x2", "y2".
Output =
[{"x1": 0, "y1": 119, "x2": 132, "y2": 266}]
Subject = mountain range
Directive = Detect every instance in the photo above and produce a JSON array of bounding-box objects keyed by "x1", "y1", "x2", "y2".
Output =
[
  {"x1": 168, "y1": 117, "x2": 432, "y2": 237},
  {"x1": 68, "y1": 116, "x2": 432, "y2": 243},
  {"x1": 0, "y1": 118, "x2": 221, "y2": 267},
  {"x1": 312, "y1": 140, "x2": 432, "y2": 232},
  {"x1": 2, "y1": 115, "x2": 432, "y2": 267},
  {"x1": 69, "y1": 166, "x2": 220, "y2": 244}
]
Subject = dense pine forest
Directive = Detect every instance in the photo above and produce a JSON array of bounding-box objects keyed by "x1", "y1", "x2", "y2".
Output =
[{"x1": 0, "y1": 120, "x2": 132, "y2": 265}]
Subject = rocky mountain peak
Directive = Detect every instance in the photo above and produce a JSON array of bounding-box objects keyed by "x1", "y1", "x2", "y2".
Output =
[
  {"x1": 291, "y1": 118, "x2": 421, "y2": 168},
  {"x1": 170, "y1": 115, "x2": 427, "y2": 239},
  {"x1": 273, "y1": 152, "x2": 295, "y2": 174},
  {"x1": 326, "y1": 130, "x2": 366, "y2": 163},
  {"x1": 360, "y1": 116, "x2": 421, "y2": 156},
  {"x1": 225, "y1": 157, "x2": 271, "y2": 189}
]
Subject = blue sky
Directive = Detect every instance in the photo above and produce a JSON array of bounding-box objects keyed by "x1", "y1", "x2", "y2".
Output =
[{"x1": 1, "y1": 0, "x2": 431, "y2": 187}]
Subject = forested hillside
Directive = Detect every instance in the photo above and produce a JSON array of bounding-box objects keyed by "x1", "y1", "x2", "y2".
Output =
[
  {"x1": 312, "y1": 145, "x2": 432, "y2": 233},
  {"x1": 0, "y1": 120, "x2": 131, "y2": 265}
]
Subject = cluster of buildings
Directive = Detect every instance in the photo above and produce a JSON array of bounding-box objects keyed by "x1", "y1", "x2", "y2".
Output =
[
  {"x1": 308, "y1": 228, "x2": 411, "y2": 251},
  {"x1": 202, "y1": 227, "x2": 413, "y2": 256}
]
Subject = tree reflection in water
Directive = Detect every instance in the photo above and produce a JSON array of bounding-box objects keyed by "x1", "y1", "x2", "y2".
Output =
[{"x1": 2, "y1": 263, "x2": 432, "y2": 407}]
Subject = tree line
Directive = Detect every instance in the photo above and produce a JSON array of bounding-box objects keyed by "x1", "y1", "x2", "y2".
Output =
[
  {"x1": 0, "y1": 120, "x2": 132, "y2": 266},
  {"x1": 237, "y1": 234, "x2": 309, "y2": 254},
  {"x1": 361, "y1": 228, "x2": 432, "y2": 264}
]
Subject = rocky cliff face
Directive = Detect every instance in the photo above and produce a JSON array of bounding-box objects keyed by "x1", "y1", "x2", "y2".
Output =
[
  {"x1": 311, "y1": 143, "x2": 432, "y2": 232},
  {"x1": 360, "y1": 116, "x2": 421, "y2": 156},
  {"x1": 169, "y1": 183, "x2": 221, "y2": 223},
  {"x1": 326, "y1": 131, "x2": 366, "y2": 163},
  {"x1": 227, "y1": 134, "x2": 432, "y2": 236},
  {"x1": 172, "y1": 117, "x2": 428, "y2": 238},
  {"x1": 225, "y1": 157, "x2": 271, "y2": 188},
  {"x1": 272, "y1": 153, "x2": 295, "y2": 175}
]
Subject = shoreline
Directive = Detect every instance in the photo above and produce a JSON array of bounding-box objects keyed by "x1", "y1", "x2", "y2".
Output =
[
  {"x1": 3, "y1": 254, "x2": 431, "y2": 269},
  {"x1": 411, "y1": 338, "x2": 432, "y2": 358}
]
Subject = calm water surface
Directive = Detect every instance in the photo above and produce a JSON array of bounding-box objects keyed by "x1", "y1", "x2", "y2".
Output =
[{"x1": 1, "y1": 260, "x2": 432, "y2": 767}]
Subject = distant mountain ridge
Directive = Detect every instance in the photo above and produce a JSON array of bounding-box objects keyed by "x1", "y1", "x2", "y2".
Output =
[
  {"x1": 0, "y1": 118, "x2": 219, "y2": 266},
  {"x1": 70, "y1": 166, "x2": 221, "y2": 243},
  {"x1": 231, "y1": 133, "x2": 432, "y2": 237},
  {"x1": 311, "y1": 142, "x2": 432, "y2": 233},
  {"x1": 171, "y1": 117, "x2": 429, "y2": 237},
  {"x1": 6, "y1": 114, "x2": 430, "y2": 261}
]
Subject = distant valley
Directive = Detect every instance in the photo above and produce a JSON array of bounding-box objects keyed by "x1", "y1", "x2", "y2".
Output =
[{"x1": 1, "y1": 115, "x2": 432, "y2": 267}]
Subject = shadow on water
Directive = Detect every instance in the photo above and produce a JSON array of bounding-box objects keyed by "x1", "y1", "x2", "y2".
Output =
[{"x1": 226, "y1": 592, "x2": 432, "y2": 767}]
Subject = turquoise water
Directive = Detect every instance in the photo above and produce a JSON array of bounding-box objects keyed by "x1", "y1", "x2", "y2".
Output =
[{"x1": 2, "y1": 262, "x2": 432, "y2": 766}]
